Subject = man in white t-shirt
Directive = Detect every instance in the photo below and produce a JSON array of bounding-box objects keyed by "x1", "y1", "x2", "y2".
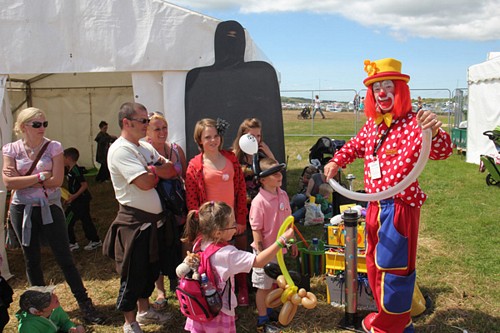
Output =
[
  {"x1": 103, "y1": 102, "x2": 177, "y2": 333},
  {"x1": 313, "y1": 95, "x2": 325, "y2": 119}
]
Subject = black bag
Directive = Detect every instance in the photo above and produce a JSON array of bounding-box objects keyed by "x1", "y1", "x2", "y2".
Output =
[
  {"x1": 309, "y1": 137, "x2": 346, "y2": 166},
  {"x1": 156, "y1": 178, "x2": 187, "y2": 216}
]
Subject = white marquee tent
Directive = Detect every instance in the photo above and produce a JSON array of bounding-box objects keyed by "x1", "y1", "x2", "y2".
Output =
[
  {"x1": 0, "y1": 0, "x2": 272, "y2": 278},
  {"x1": 467, "y1": 52, "x2": 500, "y2": 164}
]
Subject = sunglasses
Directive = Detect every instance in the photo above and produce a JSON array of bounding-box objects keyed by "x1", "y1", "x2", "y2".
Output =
[
  {"x1": 27, "y1": 121, "x2": 49, "y2": 128},
  {"x1": 148, "y1": 111, "x2": 164, "y2": 119},
  {"x1": 128, "y1": 118, "x2": 150, "y2": 124}
]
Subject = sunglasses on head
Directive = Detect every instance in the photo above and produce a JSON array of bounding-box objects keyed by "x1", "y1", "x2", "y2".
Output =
[
  {"x1": 28, "y1": 121, "x2": 49, "y2": 128},
  {"x1": 148, "y1": 111, "x2": 164, "y2": 119},
  {"x1": 128, "y1": 118, "x2": 150, "y2": 124}
]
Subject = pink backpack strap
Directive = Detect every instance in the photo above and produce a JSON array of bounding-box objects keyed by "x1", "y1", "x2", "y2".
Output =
[{"x1": 193, "y1": 240, "x2": 229, "y2": 291}]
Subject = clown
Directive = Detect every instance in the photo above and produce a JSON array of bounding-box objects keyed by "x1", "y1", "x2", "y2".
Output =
[{"x1": 324, "y1": 58, "x2": 453, "y2": 333}]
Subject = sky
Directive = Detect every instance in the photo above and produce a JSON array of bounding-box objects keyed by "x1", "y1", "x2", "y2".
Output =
[{"x1": 168, "y1": 0, "x2": 500, "y2": 101}]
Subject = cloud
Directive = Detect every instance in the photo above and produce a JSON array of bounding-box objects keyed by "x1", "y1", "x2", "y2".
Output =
[{"x1": 170, "y1": 0, "x2": 500, "y2": 41}]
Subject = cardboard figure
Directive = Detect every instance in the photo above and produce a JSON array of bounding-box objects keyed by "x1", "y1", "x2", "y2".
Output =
[{"x1": 185, "y1": 21, "x2": 285, "y2": 169}]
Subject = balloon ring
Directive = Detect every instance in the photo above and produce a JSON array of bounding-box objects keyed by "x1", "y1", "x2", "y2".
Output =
[{"x1": 328, "y1": 128, "x2": 432, "y2": 202}]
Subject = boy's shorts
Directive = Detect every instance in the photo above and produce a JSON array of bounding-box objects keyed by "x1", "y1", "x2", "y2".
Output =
[{"x1": 251, "y1": 249, "x2": 276, "y2": 290}]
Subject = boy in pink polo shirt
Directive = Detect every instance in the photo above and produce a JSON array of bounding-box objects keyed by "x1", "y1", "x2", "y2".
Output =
[{"x1": 249, "y1": 158, "x2": 297, "y2": 332}]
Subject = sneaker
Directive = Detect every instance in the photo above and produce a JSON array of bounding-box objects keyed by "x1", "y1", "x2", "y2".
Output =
[
  {"x1": 257, "y1": 321, "x2": 282, "y2": 333},
  {"x1": 136, "y1": 308, "x2": 172, "y2": 325},
  {"x1": 84, "y1": 240, "x2": 102, "y2": 251},
  {"x1": 69, "y1": 243, "x2": 80, "y2": 251},
  {"x1": 79, "y1": 299, "x2": 107, "y2": 324},
  {"x1": 123, "y1": 321, "x2": 143, "y2": 333}
]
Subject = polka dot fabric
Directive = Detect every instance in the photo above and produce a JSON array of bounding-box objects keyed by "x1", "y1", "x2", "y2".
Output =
[{"x1": 332, "y1": 113, "x2": 452, "y2": 208}]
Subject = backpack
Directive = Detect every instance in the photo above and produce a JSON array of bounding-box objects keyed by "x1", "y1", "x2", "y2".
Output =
[
  {"x1": 176, "y1": 241, "x2": 231, "y2": 322},
  {"x1": 156, "y1": 178, "x2": 187, "y2": 216}
]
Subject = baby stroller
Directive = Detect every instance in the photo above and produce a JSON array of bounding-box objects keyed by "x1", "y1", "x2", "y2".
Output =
[
  {"x1": 480, "y1": 129, "x2": 500, "y2": 186},
  {"x1": 309, "y1": 136, "x2": 346, "y2": 166},
  {"x1": 297, "y1": 106, "x2": 311, "y2": 119}
]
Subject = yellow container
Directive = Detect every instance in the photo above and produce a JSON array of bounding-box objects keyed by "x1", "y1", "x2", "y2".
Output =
[
  {"x1": 327, "y1": 224, "x2": 366, "y2": 249},
  {"x1": 325, "y1": 250, "x2": 367, "y2": 273}
]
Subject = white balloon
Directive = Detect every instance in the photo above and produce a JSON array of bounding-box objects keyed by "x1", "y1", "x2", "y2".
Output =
[
  {"x1": 328, "y1": 129, "x2": 432, "y2": 202},
  {"x1": 239, "y1": 134, "x2": 259, "y2": 155}
]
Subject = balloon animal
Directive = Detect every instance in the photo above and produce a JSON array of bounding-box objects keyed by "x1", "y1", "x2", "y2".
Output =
[{"x1": 264, "y1": 216, "x2": 318, "y2": 326}]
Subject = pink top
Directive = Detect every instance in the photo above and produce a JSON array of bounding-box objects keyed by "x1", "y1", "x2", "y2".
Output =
[
  {"x1": 2, "y1": 139, "x2": 63, "y2": 203},
  {"x1": 249, "y1": 187, "x2": 291, "y2": 250},
  {"x1": 203, "y1": 158, "x2": 235, "y2": 209}
]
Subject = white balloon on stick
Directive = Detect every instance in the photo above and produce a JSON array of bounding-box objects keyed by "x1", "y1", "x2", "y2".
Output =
[{"x1": 239, "y1": 134, "x2": 259, "y2": 155}]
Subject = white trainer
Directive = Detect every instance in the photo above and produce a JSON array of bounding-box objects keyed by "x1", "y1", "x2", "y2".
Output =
[
  {"x1": 84, "y1": 240, "x2": 102, "y2": 251},
  {"x1": 136, "y1": 308, "x2": 172, "y2": 325},
  {"x1": 69, "y1": 243, "x2": 79, "y2": 251},
  {"x1": 123, "y1": 321, "x2": 143, "y2": 333}
]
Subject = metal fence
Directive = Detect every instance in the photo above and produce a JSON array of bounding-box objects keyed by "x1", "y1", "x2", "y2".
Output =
[{"x1": 281, "y1": 88, "x2": 468, "y2": 137}]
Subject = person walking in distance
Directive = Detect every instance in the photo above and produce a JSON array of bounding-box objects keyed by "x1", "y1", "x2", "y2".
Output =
[{"x1": 313, "y1": 95, "x2": 325, "y2": 119}]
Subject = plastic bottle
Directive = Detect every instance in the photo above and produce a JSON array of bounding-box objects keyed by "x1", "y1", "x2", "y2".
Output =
[
  {"x1": 310, "y1": 237, "x2": 319, "y2": 251},
  {"x1": 200, "y1": 273, "x2": 222, "y2": 314}
]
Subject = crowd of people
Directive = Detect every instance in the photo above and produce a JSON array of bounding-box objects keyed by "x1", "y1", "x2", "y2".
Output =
[
  {"x1": 1, "y1": 57, "x2": 451, "y2": 333},
  {"x1": 1, "y1": 102, "x2": 297, "y2": 333}
]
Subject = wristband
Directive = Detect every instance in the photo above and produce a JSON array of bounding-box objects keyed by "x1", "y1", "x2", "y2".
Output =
[
  {"x1": 276, "y1": 240, "x2": 284, "y2": 249},
  {"x1": 279, "y1": 235, "x2": 287, "y2": 244},
  {"x1": 148, "y1": 165, "x2": 159, "y2": 185}
]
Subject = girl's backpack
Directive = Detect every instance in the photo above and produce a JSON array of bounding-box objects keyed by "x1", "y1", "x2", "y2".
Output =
[{"x1": 176, "y1": 241, "x2": 231, "y2": 322}]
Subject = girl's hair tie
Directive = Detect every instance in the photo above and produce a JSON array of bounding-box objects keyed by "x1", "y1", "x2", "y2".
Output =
[{"x1": 210, "y1": 201, "x2": 214, "y2": 206}]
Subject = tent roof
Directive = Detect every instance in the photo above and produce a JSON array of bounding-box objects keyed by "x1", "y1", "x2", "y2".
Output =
[
  {"x1": 468, "y1": 52, "x2": 500, "y2": 84},
  {"x1": 0, "y1": 0, "x2": 269, "y2": 77}
]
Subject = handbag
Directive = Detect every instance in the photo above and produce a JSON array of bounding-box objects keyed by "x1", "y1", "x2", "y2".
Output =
[
  {"x1": 4, "y1": 140, "x2": 51, "y2": 249},
  {"x1": 156, "y1": 178, "x2": 187, "y2": 216}
]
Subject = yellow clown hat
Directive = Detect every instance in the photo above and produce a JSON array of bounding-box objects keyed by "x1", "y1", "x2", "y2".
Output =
[{"x1": 363, "y1": 58, "x2": 410, "y2": 87}]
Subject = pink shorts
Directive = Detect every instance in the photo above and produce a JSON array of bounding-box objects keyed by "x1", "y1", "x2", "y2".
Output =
[{"x1": 184, "y1": 312, "x2": 236, "y2": 333}]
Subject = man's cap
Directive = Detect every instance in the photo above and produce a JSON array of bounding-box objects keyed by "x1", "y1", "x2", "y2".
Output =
[
  {"x1": 363, "y1": 58, "x2": 410, "y2": 87},
  {"x1": 19, "y1": 285, "x2": 56, "y2": 312}
]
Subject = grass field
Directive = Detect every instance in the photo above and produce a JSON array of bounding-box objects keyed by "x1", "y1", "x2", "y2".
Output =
[{"x1": 4, "y1": 111, "x2": 499, "y2": 333}]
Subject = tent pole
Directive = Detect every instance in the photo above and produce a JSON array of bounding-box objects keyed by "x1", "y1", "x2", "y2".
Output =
[{"x1": 88, "y1": 92, "x2": 96, "y2": 169}]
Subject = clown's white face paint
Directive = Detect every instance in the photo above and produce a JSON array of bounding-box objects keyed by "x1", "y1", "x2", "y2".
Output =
[{"x1": 373, "y1": 80, "x2": 395, "y2": 113}]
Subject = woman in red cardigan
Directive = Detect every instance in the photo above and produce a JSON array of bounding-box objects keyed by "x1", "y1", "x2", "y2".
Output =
[{"x1": 185, "y1": 118, "x2": 249, "y2": 306}]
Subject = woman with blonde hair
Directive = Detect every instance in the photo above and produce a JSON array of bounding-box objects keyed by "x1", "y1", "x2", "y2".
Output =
[
  {"x1": 2, "y1": 107, "x2": 104, "y2": 324},
  {"x1": 145, "y1": 112, "x2": 187, "y2": 310}
]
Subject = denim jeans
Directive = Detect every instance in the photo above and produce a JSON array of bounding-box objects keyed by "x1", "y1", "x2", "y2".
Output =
[{"x1": 10, "y1": 204, "x2": 89, "y2": 304}]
